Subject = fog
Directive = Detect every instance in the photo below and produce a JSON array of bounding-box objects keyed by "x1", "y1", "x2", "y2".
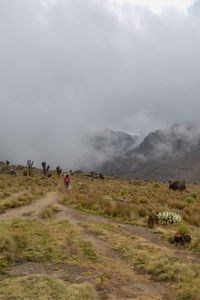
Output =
[{"x1": 1, "y1": 0, "x2": 200, "y2": 169}]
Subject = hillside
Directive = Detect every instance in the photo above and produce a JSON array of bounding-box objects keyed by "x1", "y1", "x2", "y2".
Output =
[
  {"x1": 1, "y1": 170, "x2": 200, "y2": 299},
  {"x1": 100, "y1": 123, "x2": 200, "y2": 182},
  {"x1": 82, "y1": 129, "x2": 138, "y2": 170}
]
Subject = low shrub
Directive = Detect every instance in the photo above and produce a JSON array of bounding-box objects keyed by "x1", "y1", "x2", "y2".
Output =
[
  {"x1": 138, "y1": 196, "x2": 148, "y2": 204},
  {"x1": 121, "y1": 190, "x2": 128, "y2": 196},
  {"x1": 153, "y1": 183, "x2": 160, "y2": 189},
  {"x1": 178, "y1": 226, "x2": 190, "y2": 234},
  {"x1": 185, "y1": 197, "x2": 196, "y2": 204},
  {"x1": 190, "y1": 192, "x2": 198, "y2": 199},
  {"x1": 137, "y1": 207, "x2": 147, "y2": 217}
]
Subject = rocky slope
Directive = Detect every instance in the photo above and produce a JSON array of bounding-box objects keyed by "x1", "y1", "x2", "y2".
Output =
[{"x1": 100, "y1": 123, "x2": 200, "y2": 183}]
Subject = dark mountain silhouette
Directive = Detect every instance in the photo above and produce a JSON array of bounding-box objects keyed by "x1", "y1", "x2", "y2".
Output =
[{"x1": 99, "y1": 123, "x2": 200, "y2": 183}]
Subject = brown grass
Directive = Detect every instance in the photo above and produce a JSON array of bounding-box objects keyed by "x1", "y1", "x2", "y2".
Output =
[{"x1": 2, "y1": 172, "x2": 200, "y2": 299}]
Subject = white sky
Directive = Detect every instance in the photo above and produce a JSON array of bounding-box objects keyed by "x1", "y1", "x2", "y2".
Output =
[
  {"x1": 1, "y1": 0, "x2": 200, "y2": 168},
  {"x1": 114, "y1": 0, "x2": 194, "y2": 13}
]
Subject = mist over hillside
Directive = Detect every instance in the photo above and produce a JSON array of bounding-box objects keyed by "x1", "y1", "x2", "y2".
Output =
[
  {"x1": 100, "y1": 123, "x2": 200, "y2": 183},
  {"x1": 80, "y1": 129, "x2": 139, "y2": 171},
  {"x1": 2, "y1": 122, "x2": 200, "y2": 183},
  {"x1": 2, "y1": 1, "x2": 200, "y2": 299},
  {"x1": 1, "y1": 0, "x2": 200, "y2": 171}
]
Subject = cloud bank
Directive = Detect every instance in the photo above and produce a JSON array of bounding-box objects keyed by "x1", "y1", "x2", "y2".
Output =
[{"x1": 1, "y1": 0, "x2": 200, "y2": 169}]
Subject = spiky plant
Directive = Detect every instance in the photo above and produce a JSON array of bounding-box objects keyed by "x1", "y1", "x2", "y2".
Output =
[
  {"x1": 41, "y1": 162, "x2": 50, "y2": 177},
  {"x1": 56, "y1": 166, "x2": 62, "y2": 177},
  {"x1": 157, "y1": 211, "x2": 181, "y2": 226},
  {"x1": 27, "y1": 160, "x2": 34, "y2": 176}
]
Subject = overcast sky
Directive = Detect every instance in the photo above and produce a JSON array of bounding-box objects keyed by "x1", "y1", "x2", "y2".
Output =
[{"x1": 1, "y1": 0, "x2": 200, "y2": 168}]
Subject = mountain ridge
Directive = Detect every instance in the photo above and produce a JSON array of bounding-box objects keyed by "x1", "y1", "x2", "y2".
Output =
[{"x1": 99, "y1": 123, "x2": 200, "y2": 183}]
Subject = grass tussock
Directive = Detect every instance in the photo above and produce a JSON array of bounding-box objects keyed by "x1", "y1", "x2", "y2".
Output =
[
  {"x1": 0, "y1": 219, "x2": 67, "y2": 271},
  {"x1": 60, "y1": 194, "x2": 135, "y2": 222},
  {"x1": 2, "y1": 173, "x2": 200, "y2": 299},
  {"x1": 0, "y1": 190, "x2": 45, "y2": 213},
  {"x1": 0, "y1": 191, "x2": 11, "y2": 199},
  {"x1": 82, "y1": 221, "x2": 200, "y2": 300},
  {"x1": 40, "y1": 205, "x2": 61, "y2": 219},
  {"x1": 0, "y1": 219, "x2": 100, "y2": 272},
  {"x1": 0, "y1": 275, "x2": 98, "y2": 300}
]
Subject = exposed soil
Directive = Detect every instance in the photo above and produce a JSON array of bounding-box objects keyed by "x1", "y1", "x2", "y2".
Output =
[
  {"x1": 1, "y1": 191, "x2": 198, "y2": 299},
  {"x1": 0, "y1": 192, "x2": 58, "y2": 219},
  {"x1": 55, "y1": 203, "x2": 200, "y2": 263}
]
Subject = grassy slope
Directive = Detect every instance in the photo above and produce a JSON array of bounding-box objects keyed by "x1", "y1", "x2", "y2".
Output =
[{"x1": 1, "y1": 171, "x2": 200, "y2": 299}]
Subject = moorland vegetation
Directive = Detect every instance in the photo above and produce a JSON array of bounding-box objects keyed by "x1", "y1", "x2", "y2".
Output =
[{"x1": 0, "y1": 162, "x2": 200, "y2": 299}]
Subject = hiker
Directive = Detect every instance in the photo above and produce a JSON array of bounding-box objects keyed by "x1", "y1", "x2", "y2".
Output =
[{"x1": 64, "y1": 173, "x2": 71, "y2": 189}]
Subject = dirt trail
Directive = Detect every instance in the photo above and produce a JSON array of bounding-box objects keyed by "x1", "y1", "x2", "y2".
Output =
[
  {"x1": 0, "y1": 192, "x2": 58, "y2": 219},
  {"x1": 1, "y1": 190, "x2": 27, "y2": 202},
  {"x1": 2, "y1": 192, "x2": 199, "y2": 299},
  {"x1": 1, "y1": 191, "x2": 199, "y2": 263},
  {"x1": 2, "y1": 192, "x2": 172, "y2": 299},
  {"x1": 55, "y1": 204, "x2": 200, "y2": 262}
]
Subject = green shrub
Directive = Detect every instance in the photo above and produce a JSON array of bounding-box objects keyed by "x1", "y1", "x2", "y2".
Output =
[
  {"x1": 178, "y1": 226, "x2": 190, "y2": 234},
  {"x1": 185, "y1": 197, "x2": 195, "y2": 204},
  {"x1": 153, "y1": 183, "x2": 160, "y2": 189},
  {"x1": 190, "y1": 192, "x2": 198, "y2": 199},
  {"x1": 121, "y1": 190, "x2": 128, "y2": 196}
]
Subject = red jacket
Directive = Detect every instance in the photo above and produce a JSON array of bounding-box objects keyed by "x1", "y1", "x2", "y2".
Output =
[{"x1": 64, "y1": 176, "x2": 70, "y2": 183}]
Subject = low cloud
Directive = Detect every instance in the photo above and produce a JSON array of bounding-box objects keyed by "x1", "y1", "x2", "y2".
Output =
[{"x1": 1, "y1": 0, "x2": 200, "y2": 169}]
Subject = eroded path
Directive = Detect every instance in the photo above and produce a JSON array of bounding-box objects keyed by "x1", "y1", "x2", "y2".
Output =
[
  {"x1": 2, "y1": 191, "x2": 200, "y2": 299},
  {"x1": 0, "y1": 192, "x2": 58, "y2": 219},
  {"x1": 0, "y1": 191, "x2": 178, "y2": 251},
  {"x1": 55, "y1": 201, "x2": 200, "y2": 263},
  {"x1": 1, "y1": 191, "x2": 199, "y2": 262},
  {"x1": 0, "y1": 192, "x2": 175, "y2": 299}
]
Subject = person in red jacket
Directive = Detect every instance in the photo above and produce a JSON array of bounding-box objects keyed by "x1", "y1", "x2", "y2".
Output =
[{"x1": 64, "y1": 173, "x2": 71, "y2": 189}]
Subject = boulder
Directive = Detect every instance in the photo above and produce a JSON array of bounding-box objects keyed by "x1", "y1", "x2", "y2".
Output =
[{"x1": 169, "y1": 180, "x2": 186, "y2": 191}]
